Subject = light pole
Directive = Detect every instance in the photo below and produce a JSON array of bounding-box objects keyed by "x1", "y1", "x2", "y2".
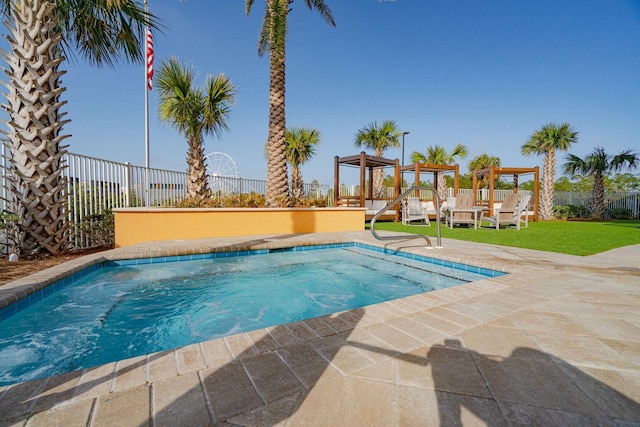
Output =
[
  {"x1": 401, "y1": 131, "x2": 410, "y2": 189},
  {"x1": 401, "y1": 131, "x2": 410, "y2": 166}
]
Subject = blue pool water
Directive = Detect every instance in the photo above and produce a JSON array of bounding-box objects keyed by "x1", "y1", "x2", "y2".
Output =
[{"x1": 0, "y1": 244, "x2": 503, "y2": 385}]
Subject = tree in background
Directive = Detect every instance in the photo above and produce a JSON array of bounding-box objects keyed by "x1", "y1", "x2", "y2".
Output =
[
  {"x1": 309, "y1": 180, "x2": 321, "y2": 197},
  {"x1": 0, "y1": 0, "x2": 159, "y2": 257},
  {"x1": 156, "y1": 58, "x2": 236, "y2": 200},
  {"x1": 608, "y1": 173, "x2": 640, "y2": 192},
  {"x1": 554, "y1": 177, "x2": 574, "y2": 192},
  {"x1": 563, "y1": 147, "x2": 639, "y2": 219},
  {"x1": 557, "y1": 173, "x2": 640, "y2": 193},
  {"x1": 411, "y1": 144, "x2": 468, "y2": 202},
  {"x1": 354, "y1": 120, "x2": 402, "y2": 198},
  {"x1": 468, "y1": 153, "x2": 501, "y2": 188},
  {"x1": 286, "y1": 127, "x2": 321, "y2": 202},
  {"x1": 522, "y1": 123, "x2": 578, "y2": 220},
  {"x1": 245, "y1": 0, "x2": 335, "y2": 207}
]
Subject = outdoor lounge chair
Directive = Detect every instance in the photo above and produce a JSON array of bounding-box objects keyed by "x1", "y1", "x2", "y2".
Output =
[
  {"x1": 484, "y1": 193, "x2": 531, "y2": 230},
  {"x1": 402, "y1": 197, "x2": 430, "y2": 225}
]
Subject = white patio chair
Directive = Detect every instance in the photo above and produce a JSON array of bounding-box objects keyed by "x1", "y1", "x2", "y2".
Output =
[
  {"x1": 484, "y1": 193, "x2": 531, "y2": 230},
  {"x1": 402, "y1": 197, "x2": 430, "y2": 226}
]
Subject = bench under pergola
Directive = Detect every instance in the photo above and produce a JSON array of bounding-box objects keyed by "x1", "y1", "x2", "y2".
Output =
[{"x1": 334, "y1": 152, "x2": 400, "y2": 221}]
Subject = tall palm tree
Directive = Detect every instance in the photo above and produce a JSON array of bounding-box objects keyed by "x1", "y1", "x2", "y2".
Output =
[
  {"x1": 411, "y1": 144, "x2": 468, "y2": 201},
  {"x1": 469, "y1": 153, "x2": 501, "y2": 188},
  {"x1": 563, "y1": 147, "x2": 638, "y2": 219},
  {"x1": 286, "y1": 126, "x2": 321, "y2": 201},
  {"x1": 354, "y1": 120, "x2": 402, "y2": 198},
  {"x1": 0, "y1": 0, "x2": 159, "y2": 256},
  {"x1": 156, "y1": 58, "x2": 236, "y2": 200},
  {"x1": 522, "y1": 123, "x2": 578, "y2": 220},
  {"x1": 245, "y1": 0, "x2": 335, "y2": 207}
]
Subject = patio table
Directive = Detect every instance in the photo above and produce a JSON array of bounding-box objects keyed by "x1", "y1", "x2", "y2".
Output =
[{"x1": 442, "y1": 206, "x2": 484, "y2": 229}]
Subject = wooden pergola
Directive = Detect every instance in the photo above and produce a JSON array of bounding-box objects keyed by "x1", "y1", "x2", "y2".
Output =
[
  {"x1": 399, "y1": 163, "x2": 460, "y2": 197},
  {"x1": 472, "y1": 166, "x2": 540, "y2": 221},
  {"x1": 334, "y1": 152, "x2": 400, "y2": 219}
]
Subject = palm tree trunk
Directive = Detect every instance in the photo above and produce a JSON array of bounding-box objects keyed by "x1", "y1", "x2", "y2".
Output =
[
  {"x1": 372, "y1": 148, "x2": 385, "y2": 198},
  {"x1": 436, "y1": 173, "x2": 448, "y2": 203},
  {"x1": 2, "y1": 0, "x2": 71, "y2": 256},
  {"x1": 290, "y1": 166, "x2": 304, "y2": 201},
  {"x1": 266, "y1": 21, "x2": 289, "y2": 207},
  {"x1": 372, "y1": 169, "x2": 385, "y2": 198},
  {"x1": 590, "y1": 171, "x2": 606, "y2": 219},
  {"x1": 186, "y1": 136, "x2": 209, "y2": 199},
  {"x1": 539, "y1": 149, "x2": 556, "y2": 220}
]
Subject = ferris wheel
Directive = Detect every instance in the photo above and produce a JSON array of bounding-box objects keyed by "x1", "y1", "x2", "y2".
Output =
[{"x1": 204, "y1": 152, "x2": 240, "y2": 193}]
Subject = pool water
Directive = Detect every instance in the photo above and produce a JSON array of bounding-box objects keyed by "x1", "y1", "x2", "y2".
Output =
[{"x1": 0, "y1": 244, "x2": 501, "y2": 385}]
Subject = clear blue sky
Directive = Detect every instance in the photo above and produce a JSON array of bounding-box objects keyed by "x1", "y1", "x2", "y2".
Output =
[{"x1": 6, "y1": 0, "x2": 640, "y2": 187}]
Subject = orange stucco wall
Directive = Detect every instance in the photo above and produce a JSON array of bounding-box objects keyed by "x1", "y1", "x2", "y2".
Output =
[{"x1": 113, "y1": 208, "x2": 365, "y2": 247}]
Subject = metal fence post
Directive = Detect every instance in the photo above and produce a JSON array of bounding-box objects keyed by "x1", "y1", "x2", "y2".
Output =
[{"x1": 125, "y1": 162, "x2": 131, "y2": 208}]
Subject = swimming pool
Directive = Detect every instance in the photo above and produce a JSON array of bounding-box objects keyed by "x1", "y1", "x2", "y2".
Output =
[{"x1": 0, "y1": 243, "x2": 504, "y2": 385}]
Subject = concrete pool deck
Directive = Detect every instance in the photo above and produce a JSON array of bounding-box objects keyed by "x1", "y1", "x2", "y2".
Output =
[{"x1": 0, "y1": 230, "x2": 639, "y2": 426}]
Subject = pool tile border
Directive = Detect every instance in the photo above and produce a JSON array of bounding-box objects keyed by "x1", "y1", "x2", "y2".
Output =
[
  {"x1": 0, "y1": 242, "x2": 505, "y2": 321},
  {"x1": 106, "y1": 242, "x2": 505, "y2": 279}
]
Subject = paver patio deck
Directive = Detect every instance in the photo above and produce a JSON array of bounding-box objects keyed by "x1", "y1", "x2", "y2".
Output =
[{"x1": 0, "y1": 230, "x2": 639, "y2": 426}]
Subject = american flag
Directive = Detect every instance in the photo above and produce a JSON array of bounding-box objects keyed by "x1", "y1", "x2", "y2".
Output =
[{"x1": 146, "y1": 29, "x2": 154, "y2": 90}]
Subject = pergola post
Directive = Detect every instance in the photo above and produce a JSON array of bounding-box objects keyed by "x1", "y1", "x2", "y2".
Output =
[
  {"x1": 334, "y1": 156, "x2": 339, "y2": 206},
  {"x1": 489, "y1": 167, "x2": 496, "y2": 216},
  {"x1": 453, "y1": 164, "x2": 460, "y2": 197},
  {"x1": 360, "y1": 151, "x2": 367, "y2": 206},
  {"x1": 472, "y1": 170, "x2": 479, "y2": 205},
  {"x1": 394, "y1": 158, "x2": 401, "y2": 221},
  {"x1": 533, "y1": 166, "x2": 540, "y2": 222}
]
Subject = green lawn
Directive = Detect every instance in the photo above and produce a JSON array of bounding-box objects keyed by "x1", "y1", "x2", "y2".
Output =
[{"x1": 369, "y1": 219, "x2": 640, "y2": 256}]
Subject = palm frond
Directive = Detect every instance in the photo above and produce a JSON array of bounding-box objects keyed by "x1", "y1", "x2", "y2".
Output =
[
  {"x1": 245, "y1": 0, "x2": 255, "y2": 15},
  {"x1": 354, "y1": 120, "x2": 401, "y2": 154},
  {"x1": 257, "y1": 6, "x2": 272, "y2": 56},
  {"x1": 611, "y1": 149, "x2": 639, "y2": 172},
  {"x1": 267, "y1": 0, "x2": 288, "y2": 60},
  {"x1": 56, "y1": 0, "x2": 163, "y2": 67},
  {"x1": 286, "y1": 126, "x2": 321, "y2": 166},
  {"x1": 303, "y1": 0, "x2": 336, "y2": 26},
  {"x1": 203, "y1": 73, "x2": 237, "y2": 138}
]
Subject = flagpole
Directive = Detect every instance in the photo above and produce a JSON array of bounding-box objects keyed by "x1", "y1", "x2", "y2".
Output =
[{"x1": 144, "y1": 0, "x2": 150, "y2": 207}]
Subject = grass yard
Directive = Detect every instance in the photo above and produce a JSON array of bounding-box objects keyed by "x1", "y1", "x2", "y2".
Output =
[{"x1": 369, "y1": 219, "x2": 640, "y2": 256}]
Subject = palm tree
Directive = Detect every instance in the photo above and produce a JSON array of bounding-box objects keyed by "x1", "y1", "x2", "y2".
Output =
[
  {"x1": 156, "y1": 58, "x2": 236, "y2": 200},
  {"x1": 286, "y1": 126, "x2": 321, "y2": 202},
  {"x1": 245, "y1": 0, "x2": 335, "y2": 207},
  {"x1": 469, "y1": 153, "x2": 501, "y2": 189},
  {"x1": 469, "y1": 154, "x2": 501, "y2": 174},
  {"x1": 354, "y1": 120, "x2": 402, "y2": 198},
  {"x1": 0, "y1": 0, "x2": 158, "y2": 256},
  {"x1": 522, "y1": 123, "x2": 578, "y2": 220},
  {"x1": 563, "y1": 147, "x2": 638, "y2": 219},
  {"x1": 411, "y1": 144, "x2": 468, "y2": 201}
]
